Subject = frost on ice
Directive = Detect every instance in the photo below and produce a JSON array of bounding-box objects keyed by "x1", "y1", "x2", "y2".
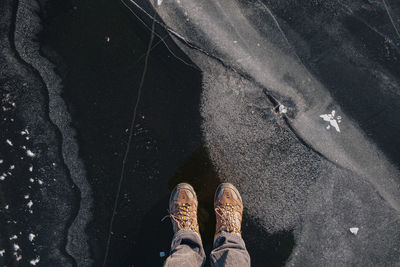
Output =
[
  {"x1": 349, "y1": 227, "x2": 359, "y2": 235},
  {"x1": 320, "y1": 110, "x2": 342, "y2": 132}
]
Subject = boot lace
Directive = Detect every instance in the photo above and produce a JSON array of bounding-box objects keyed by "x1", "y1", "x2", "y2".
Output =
[
  {"x1": 215, "y1": 203, "x2": 241, "y2": 234},
  {"x1": 165, "y1": 203, "x2": 199, "y2": 233}
]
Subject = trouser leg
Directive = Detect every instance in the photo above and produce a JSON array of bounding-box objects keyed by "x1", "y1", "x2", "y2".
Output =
[
  {"x1": 164, "y1": 229, "x2": 206, "y2": 267},
  {"x1": 210, "y1": 232, "x2": 251, "y2": 267}
]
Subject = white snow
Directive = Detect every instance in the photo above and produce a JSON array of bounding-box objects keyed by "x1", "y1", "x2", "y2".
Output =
[
  {"x1": 10, "y1": 165, "x2": 15, "y2": 170},
  {"x1": 279, "y1": 104, "x2": 288, "y2": 114},
  {"x1": 30, "y1": 257, "x2": 40, "y2": 265},
  {"x1": 24, "y1": 195, "x2": 29, "y2": 199},
  {"x1": 349, "y1": 227, "x2": 359, "y2": 235},
  {"x1": 29, "y1": 165, "x2": 33, "y2": 172},
  {"x1": 15, "y1": 253, "x2": 22, "y2": 261},
  {"x1": 0, "y1": 249, "x2": 4, "y2": 256},
  {"x1": 0, "y1": 175, "x2": 5, "y2": 181},
  {"x1": 26, "y1": 150, "x2": 36, "y2": 157},
  {"x1": 157, "y1": 0, "x2": 163, "y2": 5},
  {"x1": 320, "y1": 110, "x2": 341, "y2": 132},
  {"x1": 0, "y1": 159, "x2": 3, "y2": 164},
  {"x1": 28, "y1": 233, "x2": 36, "y2": 242},
  {"x1": 27, "y1": 200, "x2": 33, "y2": 208},
  {"x1": 38, "y1": 179, "x2": 43, "y2": 185},
  {"x1": 29, "y1": 178, "x2": 34, "y2": 183},
  {"x1": 13, "y1": 244, "x2": 20, "y2": 251},
  {"x1": 5, "y1": 205, "x2": 9, "y2": 209},
  {"x1": 6, "y1": 139, "x2": 13, "y2": 146},
  {"x1": 10, "y1": 235, "x2": 17, "y2": 240}
]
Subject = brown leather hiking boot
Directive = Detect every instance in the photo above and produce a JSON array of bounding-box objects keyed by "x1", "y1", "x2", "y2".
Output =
[
  {"x1": 214, "y1": 183, "x2": 243, "y2": 238},
  {"x1": 168, "y1": 183, "x2": 200, "y2": 235}
]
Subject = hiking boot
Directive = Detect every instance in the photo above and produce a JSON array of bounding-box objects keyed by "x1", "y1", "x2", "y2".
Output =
[
  {"x1": 168, "y1": 183, "x2": 200, "y2": 235},
  {"x1": 214, "y1": 183, "x2": 243, "y2": 238}
]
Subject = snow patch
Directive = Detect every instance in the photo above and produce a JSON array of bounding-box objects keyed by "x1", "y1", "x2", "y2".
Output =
[
  {"x1": 349, "y1": 227, "x2": 359, "y2": 235},
  {"x1": 14, "y1": 253, "x2": 22, "y2": 261},
  {"x1": 30, "y1": 257, "x2": 40, "y2": 265},
  {"x1": 320, "y1": 110, "x2": 341, "y2": 132},
  {"x1": 13, "y1": 244, "x2": 20, "y2": 251},
  {"x1": 279, "y1": 104, "x2": 288, "y2": 114},
  {"x1": 26, "y1": 150, "x2": 36, "y2": 157},
  {"x1": 28, "y1": 233, "x2": 36, "y2": 242}
]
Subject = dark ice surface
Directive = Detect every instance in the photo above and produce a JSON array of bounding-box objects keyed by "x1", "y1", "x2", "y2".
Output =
[{"x1": 0, "y1": 0, "x2": 400, "y2": 266}]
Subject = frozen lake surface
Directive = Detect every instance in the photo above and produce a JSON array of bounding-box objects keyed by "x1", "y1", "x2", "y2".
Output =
[{"x1": 1, "y1": 0, "x2": 400, "y2": 266}]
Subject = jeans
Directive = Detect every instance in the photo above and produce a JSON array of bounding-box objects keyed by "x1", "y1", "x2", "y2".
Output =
[{"x1": 163, "y1": 230, "x2": 251, "y2": 267}]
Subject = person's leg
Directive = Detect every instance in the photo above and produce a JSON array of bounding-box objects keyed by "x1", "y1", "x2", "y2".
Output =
[
  {"x1": 211, "y1": 232, "x2": 250, "y2": 267},
  {"x1": 210, "y1": 183, "x2": 251, "y2": 267},
  {"x1": 164, "y1": 229, "x2": 205, "y2": 267},
  {"x1": 164, "y1": 183, "x2": 206, "y2": 267}
]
